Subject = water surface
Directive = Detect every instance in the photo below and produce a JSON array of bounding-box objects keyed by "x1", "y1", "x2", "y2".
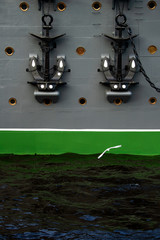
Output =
[{"x1": 0, "y1": 154, "x2": 160, "y2": 239}]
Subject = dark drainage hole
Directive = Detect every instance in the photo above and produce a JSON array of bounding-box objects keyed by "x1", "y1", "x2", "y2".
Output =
[
  {"x1": 9, "y1": 98, "x2": 17, "y2": 106},
  {"x1": 148, "y1": 1, "x2": 157, "y2": 10},
  {"x1": 19, "y1": 2, "x2": 29, "y2": 11},
  {"x1": 79, "y1": 97, "x2": 87, "y2": 105},
  {"x1": 149, "y1": 97, "x2": 157, "y2": 105},
  {"x1": 5, "y1": 47, "x2": 14, "y2": 56},
  {"x1": 44, "y1": 99, "x2": 52, "y2": 105},
  {"x1": 57, "y1": 2, "x2": 66, "y2": 11},
  {"x1": 92, "y1": 2, "x2": 102, "y2": 11},
  {"x1": 114, "y1": 98, "x2": 122, "y2": 105}
]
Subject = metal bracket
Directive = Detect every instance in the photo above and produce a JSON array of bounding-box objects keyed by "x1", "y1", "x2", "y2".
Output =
[
  {"x1": 34, "y1": 90, "x2": 60, "y2": 103},
  {"x1": 106, "y1": 91, "x2": 132, "y2": 103}
]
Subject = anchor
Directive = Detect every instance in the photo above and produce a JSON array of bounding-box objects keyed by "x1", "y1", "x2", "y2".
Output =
[
  {"x1": 27, "y1": 14, "x2": 69, "y2": 103},
  {"x1": 99, "y1": 14, "x2": 138, "y2": 103}
]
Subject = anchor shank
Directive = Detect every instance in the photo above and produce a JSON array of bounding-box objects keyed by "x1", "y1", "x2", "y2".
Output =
[
  {"x1": 116, "y1": 47, "x2": 122, "y2": 81},
  {"x1": 42, "y1": 16, "x2": 53, "y2": 82},
  {"x1": 115, "y1": 28, "x2": 123, "y2": 81},
  {"x1": 44, "y1": 44, "x2": 50, "y2": 81}
]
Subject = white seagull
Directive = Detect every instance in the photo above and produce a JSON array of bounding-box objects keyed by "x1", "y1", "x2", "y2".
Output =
[{"x1": 98, "y1": 145, "x2": 122, "y2": 159}]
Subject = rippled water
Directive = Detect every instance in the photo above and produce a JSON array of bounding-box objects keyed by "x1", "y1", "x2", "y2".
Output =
[
  {"x1": 1, "y1": 229, "x2": 160, "y2": 239},
  {"x1": 0, "y1": 154, "x2": 160, "y2": 239}
]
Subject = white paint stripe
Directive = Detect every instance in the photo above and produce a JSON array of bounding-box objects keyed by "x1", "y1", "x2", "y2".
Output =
[
  {"x1": 98, "y1": 145, "x2": 122, "y2": 159},
  {"x1": 0, "y1": 129, "x2": 160, "y2": 132}
]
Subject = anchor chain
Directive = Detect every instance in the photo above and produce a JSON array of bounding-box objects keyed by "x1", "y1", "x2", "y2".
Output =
[
  {"x1": 127, "y1": 27, "x2": 160, "y2": 93},
  {"x1": 115, "y1": 0, "x2": 160, "y2": 93}
]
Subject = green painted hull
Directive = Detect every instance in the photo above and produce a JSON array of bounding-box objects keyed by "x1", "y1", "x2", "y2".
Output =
[{"x1": 0, "y1": 130, "x2": 159, "y2": 155}]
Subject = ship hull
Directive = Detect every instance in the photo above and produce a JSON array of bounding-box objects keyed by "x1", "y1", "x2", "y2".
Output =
[
  {"x1": 0, "y1": 130, "x2": 159, "y2": 155},
  {"x1": 1, "y1": 1, "x2": 160, "y2": 156}
]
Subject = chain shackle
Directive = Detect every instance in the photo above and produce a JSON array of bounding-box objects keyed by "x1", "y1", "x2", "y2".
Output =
[
  {"x1": 42, "y1": 14, "x2": 53, "y2": 26},
  {"x1": 115, "y1": 14, "x2": 128, "y2": 27}
]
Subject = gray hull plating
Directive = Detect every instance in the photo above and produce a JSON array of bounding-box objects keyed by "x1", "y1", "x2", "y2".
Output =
[{"x1": 0, "y1": 0, "x2": 160, "y2": 129}]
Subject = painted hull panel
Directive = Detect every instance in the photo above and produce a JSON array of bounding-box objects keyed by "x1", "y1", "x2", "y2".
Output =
[{"x1": 0, "y1": 130, "x2": 159, "y2": 156}]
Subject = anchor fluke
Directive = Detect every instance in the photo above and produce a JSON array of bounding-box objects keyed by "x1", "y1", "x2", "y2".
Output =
[
  {"x1": 30, "y1": 33, "x2": 66, "y2": 43},
  {"x1": 102, "y1": 33, "x2": 138, "y2": 43}
]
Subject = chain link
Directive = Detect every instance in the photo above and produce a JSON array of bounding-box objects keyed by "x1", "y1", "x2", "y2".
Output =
[{"x1": 127, "y1": 27, "x2": 160, "y2": 92}]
